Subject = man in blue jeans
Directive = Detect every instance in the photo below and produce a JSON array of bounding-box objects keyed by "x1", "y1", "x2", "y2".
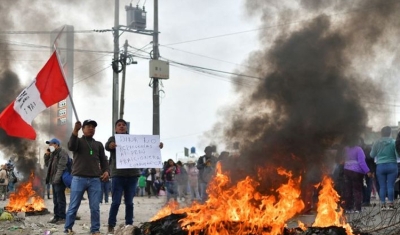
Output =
[
  {"x1": 105, "y1": 119, "x2": 163, "y2": 234},
  {"x1": 64, "y1": 120, "x2": 110, "y2": 235}
]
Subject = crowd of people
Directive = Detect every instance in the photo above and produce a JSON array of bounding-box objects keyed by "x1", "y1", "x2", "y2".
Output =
[
  {"x1": 333, "y1": 125, "x2": 400, "y2": 213},
  {"x1": 39, "y1": 119, "x2": 400, "y2": 234},
  {"x1": 133, "y1": 146, "x2": 221, "y2": 204},
  {"x1": 42, "y1": 118, "x2": 226, "y2": 235}
]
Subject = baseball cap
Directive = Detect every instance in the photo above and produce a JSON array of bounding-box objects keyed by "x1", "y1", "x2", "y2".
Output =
[
  {"x1": 82, "y1": 119, "x2": 97, "y2": 127},
  {"x1": 45, "y1": 138, "x2": 61, "y2": 145}
]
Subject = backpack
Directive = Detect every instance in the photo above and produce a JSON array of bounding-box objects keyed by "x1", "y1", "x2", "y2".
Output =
[{"x1": 62, "y1": 157, "x2": 73, "y2": 188}]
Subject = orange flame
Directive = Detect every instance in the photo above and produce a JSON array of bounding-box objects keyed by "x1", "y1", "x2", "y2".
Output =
[
  {"x1": 152, "y1": 164, "x2": 354, "y2": 235},
  {"x1": 152, "y1": 163, "x2": 304, "y2": 235},
  {"x1": 312, "y1": 176, "x2": 353, "y2": 235},
  {"x1": 5, "y1": 172, "x2": 46, "y2": 212}
]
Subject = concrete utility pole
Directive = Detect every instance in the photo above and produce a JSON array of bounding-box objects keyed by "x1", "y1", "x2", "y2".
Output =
[
  {"x1": 120, "y1": 40, "x2": 128, "y2": 120},
  {"x1": 112, "y1": 0, "x2": 120, "y2": 133},
  {"x1": 152, "y1": 0, "x2": 160, "y2": 136}
]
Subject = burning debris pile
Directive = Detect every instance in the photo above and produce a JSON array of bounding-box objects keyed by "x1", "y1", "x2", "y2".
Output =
[
  {"x1": 5, "y1": 173, "x2": 48, "y2": 215},
  {"x1": 139, "y1": 215, "x2": 351, "y2": 235},
  {"x1": 123, "y1": 163, "x2": 400, "y2": 235},
  {"x1": 134, "y1": 165, "x2": 359, "y2": 235}
]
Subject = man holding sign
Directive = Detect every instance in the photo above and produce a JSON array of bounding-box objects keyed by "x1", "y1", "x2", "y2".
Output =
[{"x1": 105, "y1": 119, "x2": 163, "y2": 234}]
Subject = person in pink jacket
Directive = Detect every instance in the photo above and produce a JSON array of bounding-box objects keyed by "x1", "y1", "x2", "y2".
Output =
[{"x1": 163, "y1": 159, "x2": 180, "y2": 203}]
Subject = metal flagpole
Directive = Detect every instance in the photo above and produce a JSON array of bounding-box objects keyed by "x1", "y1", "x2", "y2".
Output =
[{"x1": 53, "y1": 45, "x2": 79, "y2": 122}]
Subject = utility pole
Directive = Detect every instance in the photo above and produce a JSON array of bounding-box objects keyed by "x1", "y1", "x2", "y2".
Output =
[
  {"x1": 152, "y1": 0, "x2": 160, "y2": 136},
  {"x1": 112, "y1": 0, "x2": 120, "y2": 133},
  {"x1": 120, "y1": 40, "x2": 128, "y2": 120}
]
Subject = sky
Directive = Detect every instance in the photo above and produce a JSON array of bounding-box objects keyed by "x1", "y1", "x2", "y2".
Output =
[
  {"x1": 0, "y1": 0, "x2": 261, "y2": 164},
  {"x1": 1, "y1": 0, "x2": 400, "y2": 179}
]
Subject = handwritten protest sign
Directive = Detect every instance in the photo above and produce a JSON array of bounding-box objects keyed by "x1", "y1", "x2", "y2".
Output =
[{"x1": 115, "y1": 134, "x2": 163, "y2": 169}]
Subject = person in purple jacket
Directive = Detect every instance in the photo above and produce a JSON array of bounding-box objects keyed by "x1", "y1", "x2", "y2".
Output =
[{"x1": 343, "y1": 138, "x2": 372, "y2": 213}]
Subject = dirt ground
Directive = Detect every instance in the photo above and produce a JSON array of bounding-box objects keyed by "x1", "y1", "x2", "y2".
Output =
[
  {"x1": 0, "y1": 193, "x2": 385, "y2": 235},
  {"x1": 0, "y1": 194, "x2": 167, "y2": 235}
]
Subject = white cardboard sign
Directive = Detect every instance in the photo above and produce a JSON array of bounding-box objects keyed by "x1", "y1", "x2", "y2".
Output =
[{"x1": 115, "y1": 134, "x2": 162, "y2": 169}]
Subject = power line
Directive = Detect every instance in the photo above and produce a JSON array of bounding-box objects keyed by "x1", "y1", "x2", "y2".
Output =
[
  {"x1": 163, "y1": 57, "x2": 262, "y2": 80},
  {"x1": 0, "y1": 39, "x2": 114, "y2": 54},
  {"x1": 74, "y1": 65, "x2": 111, "y2": 84},
  {"x1": 160, "y1": 44, "x2": 257, "y2": 70},
  {"x1": 0, "y1": 30, "x2": 96, "y2": 35},
  {"x1": 168, "y1": 63, "x2": 256, "y2": 88}
]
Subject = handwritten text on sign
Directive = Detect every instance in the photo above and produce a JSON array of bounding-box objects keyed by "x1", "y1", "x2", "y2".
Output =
[{"x1": 115, "y1": 134, "x2": 162, "y2": 169}]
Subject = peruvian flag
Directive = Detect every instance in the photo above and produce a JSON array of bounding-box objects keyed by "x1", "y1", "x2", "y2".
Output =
[{"x1": 0, "y1": 51, "x2": 69, "y2": 140}]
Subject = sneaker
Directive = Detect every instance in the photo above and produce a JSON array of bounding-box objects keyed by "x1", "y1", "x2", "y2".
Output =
[
  {"x1": 56, "y1": 218, "x2": 66, "y2": 225},
  {"x1": 381, "y1": 205, "x2": 388, "y2": 211},
  {"x1": 387, "y1": 204, "x2": 396, "y2": 210},
  {"x1": 64, "y1": 229, "x2": 75, "y2": 235},
  {"x1": 48, "y1": 217, "x2": 59, "y2": 223},
  {"x1": 91, "y1": 232, "x2": 101, "y2": 235},
  {"x1": 345, "y1": 210, "x2": 353, "y2": 214},
  {"x1": 108, "y1": 226, "x2": 115, "y2": 234}
]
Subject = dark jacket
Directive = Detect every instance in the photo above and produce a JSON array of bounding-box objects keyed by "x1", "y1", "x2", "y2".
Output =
[
  {"x1": 68, "y1": 134, "x2": 109, "y2": 177},
  {"x1": 363, "y1": 145, "x2": 376, "y2": 173},
  {"x1": 145, "y1": 168, "x2": 157, "y2": 182},
  {"x1": 197, "y1": 155, "x2": 217, "y2": 183},
  {"x1": 105, "y1": 135, "x2": 141, "y2": 177},
  {"x1": 395, "y1": 132, "x2": 400, "y2": 156},
  {"x1": 45, "y1": 147, "x2": 69, "y2": 184}
]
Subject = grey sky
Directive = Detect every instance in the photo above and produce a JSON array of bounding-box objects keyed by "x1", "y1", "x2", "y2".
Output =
[
  {"x1": 1, "y1": 0, "x2": 399, "y2": 170},
  {"x1": 0, "y1": 0, "x2": 260, "y2": 163}
]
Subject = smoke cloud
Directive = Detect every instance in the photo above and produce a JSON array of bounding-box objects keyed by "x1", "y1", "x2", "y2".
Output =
[
  {"x1": 0, "y1": 0, "x2": 113, "y2": 178},
  {"x1": 216, "y1": 0, "x2": 399, "y2": 190}
]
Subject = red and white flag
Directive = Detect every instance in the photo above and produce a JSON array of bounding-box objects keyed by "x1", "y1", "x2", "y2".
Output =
[{"x1": 0, "y1": 51, "x2": 69, "y2": 140}]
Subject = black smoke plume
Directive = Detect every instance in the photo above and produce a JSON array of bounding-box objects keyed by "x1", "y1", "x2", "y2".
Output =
[
  {"x1": 0, "y1": 0, "x2": 112, "y2": 178},
  {"x1": 217, "y1": 0, "x2": 399, "y2": 191}
]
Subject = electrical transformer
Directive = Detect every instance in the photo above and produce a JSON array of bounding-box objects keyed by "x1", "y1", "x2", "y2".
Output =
[{"x1": 125, "y1": 4, "x2": 146, "y2": 30}]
